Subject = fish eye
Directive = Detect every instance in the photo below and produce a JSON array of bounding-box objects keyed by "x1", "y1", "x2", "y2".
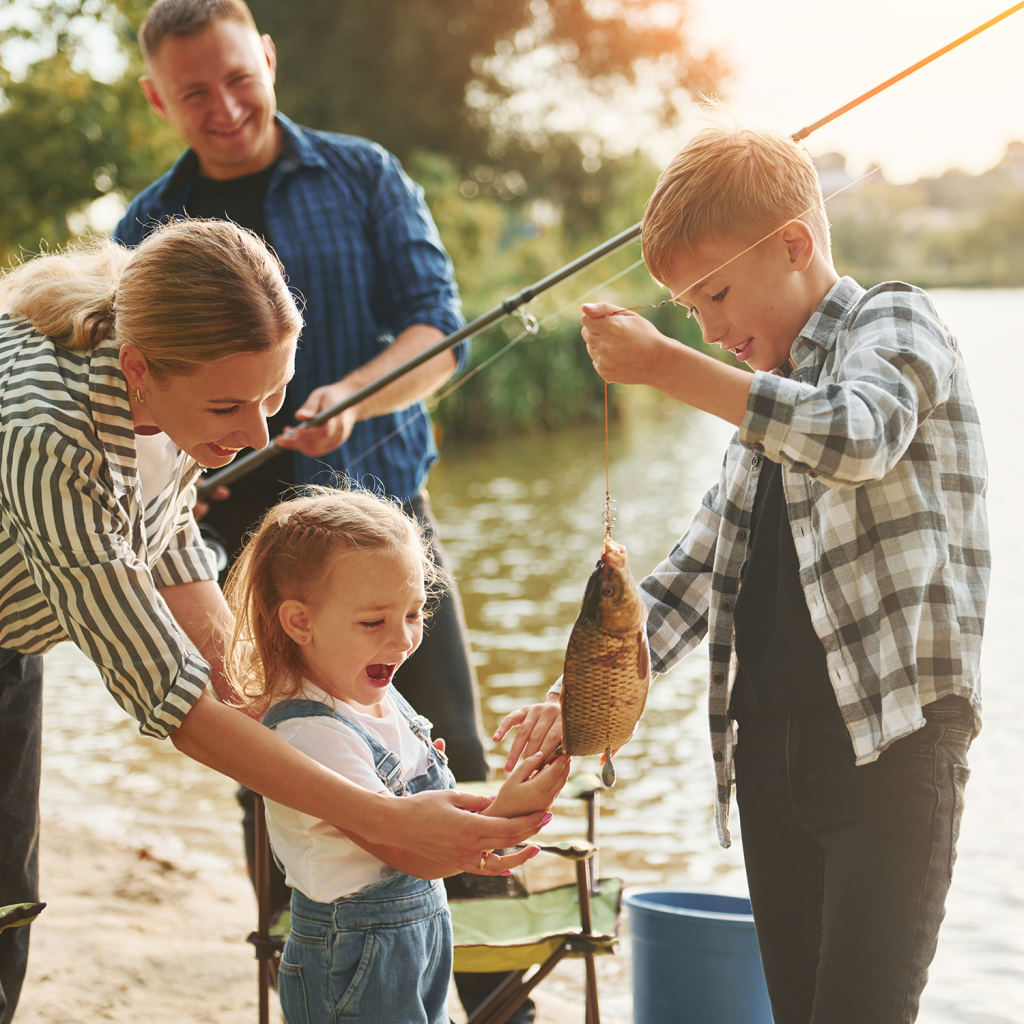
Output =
[{"x1": 603, "y1": 585, "x2": 615, "y2": 597}]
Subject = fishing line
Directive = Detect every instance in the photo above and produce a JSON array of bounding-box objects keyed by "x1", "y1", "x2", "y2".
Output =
[{"x1": 335, "y1": 256, "x2": 649, "y2": 474}]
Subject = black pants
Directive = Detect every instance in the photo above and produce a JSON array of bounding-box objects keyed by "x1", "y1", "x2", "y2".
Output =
[
  {"x1": 0, "y1": 649, "x2": 43, "y2": 1024},
  {"x1": 733, "y1": 695, "x2": 973, "y2": 1024}
]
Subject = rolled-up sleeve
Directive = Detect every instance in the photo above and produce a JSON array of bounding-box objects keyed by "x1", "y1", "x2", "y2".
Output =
[
  {"x1": 370, "y1": 152, "x2": 468, "y2": 371},
  {"x1": 1, "y1": 427, "x2": 210, "y2": 738}
]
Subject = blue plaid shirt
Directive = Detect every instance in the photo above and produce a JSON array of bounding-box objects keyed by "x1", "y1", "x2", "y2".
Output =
[{"x1": 114, "y1": 113, "x2": 466, "y2": 500}]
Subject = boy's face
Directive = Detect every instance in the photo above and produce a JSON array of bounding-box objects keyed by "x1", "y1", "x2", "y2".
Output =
[
  {"x1": 662, "y1": 225, "x2": 821, "y2": 373},
  {"x1": 140, "y1": 17, "x2": 281, "y2": 180}
]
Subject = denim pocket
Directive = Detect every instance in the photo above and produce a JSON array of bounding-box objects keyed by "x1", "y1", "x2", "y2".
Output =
[
  {"x1": 949, "y1": 762, "x2": 971, "y2": 880},
  {"x1": 278, "y1": 957, "x2": 310, "y2": 1024},
  {"x1": 330, "y1": 928, "x2": 376, "y2": 1019}
]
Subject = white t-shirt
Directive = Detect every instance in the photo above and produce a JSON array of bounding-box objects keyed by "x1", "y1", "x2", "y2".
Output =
[
  {"x1": 134, "y1": 431, "x2": 179, "y2": 509},
  {"x1": 263, "y1": 682, "x2": 432, "y2": 902}
]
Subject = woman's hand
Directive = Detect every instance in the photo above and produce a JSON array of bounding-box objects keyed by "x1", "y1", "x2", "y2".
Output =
[
  {"x1": 483, "y1": 751, "x2": 571, "y2": 819},
  {"x1": 493, "y1": 692, "x2": 563, "y2": 772},
  {"x1": 356, "y1": 786, "x2": 554, "y2": 879}
]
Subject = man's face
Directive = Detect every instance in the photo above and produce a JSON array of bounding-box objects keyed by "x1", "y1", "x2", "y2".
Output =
[{"x1": 141, "y1": 17, "x2": 281, "y2": 180}]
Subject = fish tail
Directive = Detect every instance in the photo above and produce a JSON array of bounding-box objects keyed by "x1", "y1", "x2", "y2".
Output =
[{"x1": 601, "y1": 748, "x2": 617, "y2": 787}]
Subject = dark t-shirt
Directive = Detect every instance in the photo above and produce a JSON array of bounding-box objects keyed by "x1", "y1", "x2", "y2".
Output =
[
  {"x1": 185, "y1": 161, "x2": 298, "y2": 567},
  {"x1": 729, "y1": 457, "x2": 837, "y2": 717}
]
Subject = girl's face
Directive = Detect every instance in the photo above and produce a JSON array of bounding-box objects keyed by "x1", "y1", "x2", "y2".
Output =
[{"x1": 280, "y1": 546, "x2": 427, "y2": 716}]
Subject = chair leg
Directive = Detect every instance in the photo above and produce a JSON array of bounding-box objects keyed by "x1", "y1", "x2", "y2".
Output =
[
  {"x1": 255, "y1": 798, "x2": 271, "y2": 1024},
  {"x1": 583, "y1": 949, "x2": 601, "y2": 1024},
  {"x1": 468, "y1": 947, "x2": 570, "y2": 1024}
]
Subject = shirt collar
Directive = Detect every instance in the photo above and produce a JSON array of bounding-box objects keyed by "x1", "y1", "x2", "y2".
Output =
[
  {"x1": 157, "y1": 111, "x2": 326, "y2": 200},
  {"x1": 790, "y1": 276, "x2": 865, "y2": 374}
]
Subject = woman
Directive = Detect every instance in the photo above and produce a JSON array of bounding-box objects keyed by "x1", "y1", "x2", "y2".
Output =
[{"x1": 0, "y1": 220, "x2": 543, "y2": 1020}]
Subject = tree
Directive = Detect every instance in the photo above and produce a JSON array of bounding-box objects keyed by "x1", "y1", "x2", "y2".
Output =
[
  {"x1": 247, "y1": 0, "x2": 726, "y2": 234},
  {"x1": 0, "y1": 0, "x2": 179, "y2": 261}
]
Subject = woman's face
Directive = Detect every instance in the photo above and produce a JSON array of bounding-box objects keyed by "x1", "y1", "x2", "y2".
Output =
[{"x1": 124, "y1": 334, "x2": 297, "y2": 468}]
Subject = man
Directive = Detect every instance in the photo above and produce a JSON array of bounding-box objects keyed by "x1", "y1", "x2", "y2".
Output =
[{"x1": 116, "y1": 1, "x2": 516, "y2": 1016}]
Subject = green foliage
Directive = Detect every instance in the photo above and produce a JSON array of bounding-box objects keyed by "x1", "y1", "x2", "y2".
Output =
[
  {"x1": 245, "y1": 0, "x2": 725, "y2": 236},
  {"x1": 0, "y1": 0, "x2": 180, "y2": 262},
  {"x1": 412, "y1": 150, "x2": 705, "y2": 442}
]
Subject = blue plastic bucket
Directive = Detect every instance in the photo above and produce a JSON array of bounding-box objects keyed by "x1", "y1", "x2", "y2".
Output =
[{"x1": 624, "y1": 889, "x2": 773, "y2": 1024}]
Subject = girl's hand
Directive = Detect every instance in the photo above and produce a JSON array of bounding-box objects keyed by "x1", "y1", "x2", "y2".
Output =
[
  {"x1": 494, "y1": 692, "x2": 563, "y2": 771},
  {"x1": 580, "y1": 302, "x2": 676, "y2": 386},
  {"x1": 483, "y1": 751, "x2": 572, "y2": 819}
]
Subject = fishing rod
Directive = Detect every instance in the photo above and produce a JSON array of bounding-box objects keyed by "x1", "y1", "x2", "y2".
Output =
[{"x1": 198, "y1": 0, "x2": 1024, "y2": 500}]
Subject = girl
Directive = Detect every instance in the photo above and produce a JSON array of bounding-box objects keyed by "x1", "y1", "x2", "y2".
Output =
[{"x1": 225, "y1": 490, "x2": 571, "y2": 1024}]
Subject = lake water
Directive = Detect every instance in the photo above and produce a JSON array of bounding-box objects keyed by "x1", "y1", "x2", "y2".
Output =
[{"x1": 38, "y1": 287, "x2": 1024, "y2": 1021}]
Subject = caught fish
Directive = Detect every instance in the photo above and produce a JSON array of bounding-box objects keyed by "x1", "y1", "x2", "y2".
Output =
[{"x1": 561, "y1": 536, "x2": 651, "y2": 786}]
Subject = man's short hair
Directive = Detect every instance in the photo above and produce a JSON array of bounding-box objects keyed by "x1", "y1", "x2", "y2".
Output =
[
  {"x1": 642, "y1": 110, "x2": 833, "y2": 285},
  {"x1": 138, "y1": 0, "x2": 258, "y2": 62}
]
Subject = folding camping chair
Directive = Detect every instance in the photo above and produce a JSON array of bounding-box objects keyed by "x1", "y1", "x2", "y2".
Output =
[{"x1": 246, "y1": 774, "x2": 622, "y2": 1024}]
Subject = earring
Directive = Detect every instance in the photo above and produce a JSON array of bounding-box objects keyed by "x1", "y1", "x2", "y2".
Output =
[
  {"x1": 299, "y1": 636, "x2": 308, "y2": 643},
  {"x1": 132, "y1": 388, "x2": 144, "y2": 404}
]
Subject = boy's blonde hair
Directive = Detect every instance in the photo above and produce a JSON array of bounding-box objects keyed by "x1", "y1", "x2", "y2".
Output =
[
  {"x1": 223, "y1": 488, "x2": 448, "y2": 711},
  {"x1": 0, "y1": 219, "x2": 302, "y2": 381},
  {"x1": 642, "y1": 114, "x2": 832, "y2": 285}
]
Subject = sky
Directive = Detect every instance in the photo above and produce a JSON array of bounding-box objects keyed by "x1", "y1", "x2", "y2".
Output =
[{"x1": 677, "y1": 0, "x2": 1024, "y2": 183}]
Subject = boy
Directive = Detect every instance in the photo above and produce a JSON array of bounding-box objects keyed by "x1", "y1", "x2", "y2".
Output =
[{"x1": 523, "y1": 120, "x2": 988, "y2": 1022}]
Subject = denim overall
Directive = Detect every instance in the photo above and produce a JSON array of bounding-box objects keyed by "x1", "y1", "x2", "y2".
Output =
[{"x1": 262, "y1": 690, "x2": 456, "y2": 1024}]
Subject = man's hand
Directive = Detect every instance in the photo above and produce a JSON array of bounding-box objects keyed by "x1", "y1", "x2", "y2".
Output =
[
  {"x1": 275, "y1": 382, "x2": 360, "y2": 458},
  {"x1": 580, "y1": 302, "x2": 677, "y2": 386},
  {"x1": 493, "y1": 692, "x2": 563, "y2": 772}
]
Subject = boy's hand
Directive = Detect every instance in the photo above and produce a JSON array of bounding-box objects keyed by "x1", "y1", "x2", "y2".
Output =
[
  {"x1": 580, "y1": 302, "x2": 676, "y2": 386},
  {"x1": 493, "y1": 692, "x2": 563, "y2": 771},
  {"x1": 483, "y1": 751, "x2": 572, "y2": 819}
]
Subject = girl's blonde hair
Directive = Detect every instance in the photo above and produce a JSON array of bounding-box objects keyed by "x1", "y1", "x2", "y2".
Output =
[
  {"x1": 223, "y1": 487, "x2": 448, "y2": 711},
  {"x1": 0, "y1": 219, "x2": 302, "y2": 380},
  {"x1": 642, "y1": 110, "x2": 832, "y2": 285}
]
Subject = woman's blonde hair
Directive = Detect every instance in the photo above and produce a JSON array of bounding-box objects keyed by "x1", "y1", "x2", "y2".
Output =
[
  {"x1": 0, "y1": 219, "x2": 302, "y2": 380},
  {"x1": 642, "y1": 111, "x2": 832, "y2": 285},
  {"x1": 223, "y1": 487, "x2": 448, "y2": 711}
]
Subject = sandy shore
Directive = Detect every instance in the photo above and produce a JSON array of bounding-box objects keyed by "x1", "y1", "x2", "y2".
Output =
[{"x1": 16, "y1": 815, "x2": 631, "y2": 1024}]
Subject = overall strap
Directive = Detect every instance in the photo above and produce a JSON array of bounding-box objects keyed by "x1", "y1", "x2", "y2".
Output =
[
  {"x1": 388, "y1": 686, "x2": 450, "y2": 768},
  {"x1": 261, "y1": 698, "x2": 405, "y2": 795}
]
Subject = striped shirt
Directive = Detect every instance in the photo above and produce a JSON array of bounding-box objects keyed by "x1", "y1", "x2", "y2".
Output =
[
  {"x1": 640, "y1": 277, "x2": 990, "y2": 847},
  {"x1": 114, "y1": 113, "x2": 467, "y2": 500},
  {"x1": 0, "y1": 315, "x2": 219, "y2": 738}
]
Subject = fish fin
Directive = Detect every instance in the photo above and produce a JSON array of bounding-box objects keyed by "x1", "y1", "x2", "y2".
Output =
[{"x1": 637, "y1": 631, "x2": 650, "y2": 679}]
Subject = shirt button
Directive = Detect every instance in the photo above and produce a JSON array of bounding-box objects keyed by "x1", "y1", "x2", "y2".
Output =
[
  {"x1": 713, "y1": 752, "x2": 724, "y2": 762},
  {"x1": 721, "y1": 600, "x2": 733, "y2": 612},
  {"x1": 737, "y1": 530, "x2": 747, "y2": 541},
  {"x1": 750, "y1": 455, "x2": 759, "y2": 467},
  {"x1": 712, "y1": 672, "x2": 724, "y2": 684}
]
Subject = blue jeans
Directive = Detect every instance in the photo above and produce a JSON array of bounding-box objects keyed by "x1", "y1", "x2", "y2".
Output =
[
  {"x1": 733, "y1": 695, "x2": 973, "y2": 1024},
  {"x1": 0, "y1": 649, "x2": 43, "y2": 1024},
  {"x1": 280, "y1": 876, "x2": 452, "y2": 1024}
]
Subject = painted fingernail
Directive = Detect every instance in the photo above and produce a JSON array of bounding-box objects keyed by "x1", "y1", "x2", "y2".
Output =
[
  {"x1": 500, "y1": 870, "x2": 513, "y2": 876},
  {"x1": 528, "y1": 846, "x2": 541, "y2": 859},
  {"x1": 541, "y1": 811, "x2": 553, "y2": 825}
]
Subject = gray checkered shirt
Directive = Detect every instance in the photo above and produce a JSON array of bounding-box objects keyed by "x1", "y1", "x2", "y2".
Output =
[{"x1": 640, "y1": 277, "x2": 990, "y2": 847}]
